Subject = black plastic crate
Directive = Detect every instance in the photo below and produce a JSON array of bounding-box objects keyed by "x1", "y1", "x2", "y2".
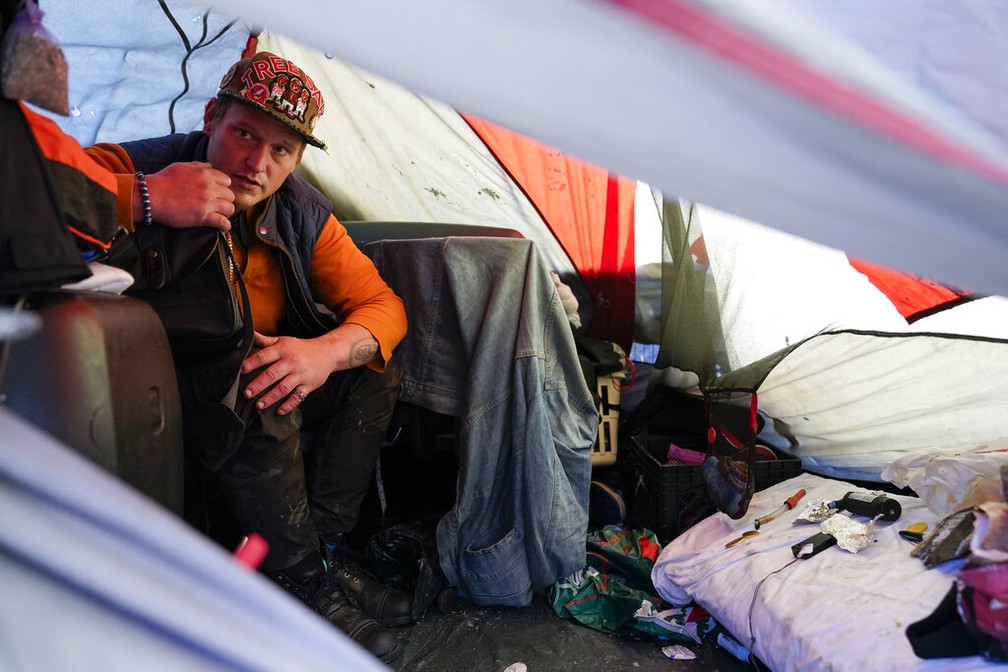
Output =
[{"x1": 624, "y1": 434, "x2": 803, "y2": 544}]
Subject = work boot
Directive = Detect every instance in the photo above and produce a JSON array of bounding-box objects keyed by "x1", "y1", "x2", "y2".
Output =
[
  {"x1": 314, "y1": 580, "x2": 402, "y2": 663},
  {"x1": 268, "y1": 555, "x2": 402, "y2": 663},
  {"x1": 323, "y1": 541, "x2": 414, "y2": 627}
]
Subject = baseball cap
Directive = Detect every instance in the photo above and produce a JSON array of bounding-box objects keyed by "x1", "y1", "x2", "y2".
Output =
[{"x1": 216, "y1": 51, "x2": 326, "y2": 150}]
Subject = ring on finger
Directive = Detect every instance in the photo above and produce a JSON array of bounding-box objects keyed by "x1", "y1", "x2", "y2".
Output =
[{"x1": 293, "y1": 389, "x2": 306, "y2": 401}]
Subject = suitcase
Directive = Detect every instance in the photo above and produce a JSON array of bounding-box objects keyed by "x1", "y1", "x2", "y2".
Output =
[{"x1": 4, "y1": 290, "x2": 183, "y2": 513}]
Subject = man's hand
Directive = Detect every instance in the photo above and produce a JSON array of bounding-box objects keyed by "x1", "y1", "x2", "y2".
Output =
[
  {"x1": 240, "y1": 324, "x2": 380, "y2": 415},
  {"x1": 139, "y1": 162, "x2": 235, "y2": 230}
]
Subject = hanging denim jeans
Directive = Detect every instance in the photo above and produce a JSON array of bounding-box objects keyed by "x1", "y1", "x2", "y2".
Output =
[{"x1": 363, "y1": 237, "x2": 597, "y2": 606}]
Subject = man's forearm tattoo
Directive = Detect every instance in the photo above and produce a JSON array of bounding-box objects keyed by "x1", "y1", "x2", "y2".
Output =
[{"x1": 350, "y1": 340, "x2": 378, "y2": 367}]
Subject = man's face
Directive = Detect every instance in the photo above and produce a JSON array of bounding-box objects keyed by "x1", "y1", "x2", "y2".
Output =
[{"x1": 204, "y1": 101, "x2": 305, "y2": 212}]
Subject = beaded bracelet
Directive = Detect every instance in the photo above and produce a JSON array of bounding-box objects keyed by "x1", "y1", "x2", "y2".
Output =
[{"x1": 135, "y1": 171, "x2": 153, "y2": 226}]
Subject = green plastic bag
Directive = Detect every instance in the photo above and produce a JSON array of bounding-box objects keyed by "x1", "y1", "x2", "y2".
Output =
[
  {"x1": 585, "y1": 526, "x2": 662, "y2": 593},
  {"x1": 549, "y1": 527, "x2": 711, "y2": 640},
  {"x1": 551, "y1": 565, "x2": 654, "y2": 634}
]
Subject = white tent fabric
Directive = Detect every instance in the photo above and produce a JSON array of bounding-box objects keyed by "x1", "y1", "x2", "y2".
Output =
[
  {"x1": 0, "y1": 406, "x2": 385, "y2": 671},
  {"x1": 204, "y1": 0, "x2": 1008, "y2": 298},
  {"x1": 653, "y1": 202, "x2": 1008, "y2": 480},
  {"x1": 254, "y1": 34, "x2": 579, "y2": 283},
  {"x1": 46, "y1": 0, "x2": 1008, "y2": 296},
  {"x1": 737, "y1": 331, "x2": 1008, "y2": 481},
  {"x1": 52, "y1": 2, "x2": 241, "y2": 143},
  {"x1": 774, "y1": 0, "x2": 1008, "y2": 152},
  {"x1": 695, "y1": 205, "x2": 909, "y2": 369}
]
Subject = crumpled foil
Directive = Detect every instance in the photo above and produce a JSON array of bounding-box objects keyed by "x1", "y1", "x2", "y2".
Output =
[
  {"x1": 795, "y1": 497, "x2": 837, "y2": 524},
  {"x1": 820, "y1": 513, "x2": 876, "y2": 552}
]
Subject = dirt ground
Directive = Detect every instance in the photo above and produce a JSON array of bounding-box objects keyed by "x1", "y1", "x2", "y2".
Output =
[{"x1": 389, "y1": 592, "x2": 754, "y2": 672}]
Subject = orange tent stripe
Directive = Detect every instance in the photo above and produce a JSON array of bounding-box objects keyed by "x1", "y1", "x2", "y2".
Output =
[
  {"x1": 848, "y1": 256, "x2": 977, "y2": 322},
  {"x1": 462, "y1": 113, "x2": 636, "y2": 349}
]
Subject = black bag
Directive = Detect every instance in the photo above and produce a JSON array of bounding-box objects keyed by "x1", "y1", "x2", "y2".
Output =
[
  {"x1": 0, "y1": 98, "x2": 91, "y2": 294},
  {"x1": 107, "y1": 224, "x2": 249, "y2": 365},
  {"x1": 366, "y1": 516, "x2": 449, "y2": 622}
]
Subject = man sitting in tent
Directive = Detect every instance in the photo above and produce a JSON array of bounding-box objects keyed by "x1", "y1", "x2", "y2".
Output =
[{"x1": 86, "y1": 51, "x2": 409, "y2": 663}]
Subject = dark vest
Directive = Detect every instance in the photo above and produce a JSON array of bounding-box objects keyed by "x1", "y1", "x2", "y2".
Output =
[{"x1": 122, "y1": 132, "x2": 338, "y2": 336}]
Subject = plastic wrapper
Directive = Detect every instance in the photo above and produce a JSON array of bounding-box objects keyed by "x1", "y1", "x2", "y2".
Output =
[
  {"x1": 551, "y1": 566, "x2": 652, "y2": 634},
  {"x1": 662, "y1": 644, "x2": 697, "y2": 660},
  {"x1": 1, "y1": 0, "x2": 69, "y2": 115},
  {"x1": 634, "y1": 602, "x2": 715, "y2": 643},
  {"x1": 820, "y1": 513, "x2": 876, "y2": 552},
  {"x1": 882, "y1": 450, "x2": 1008, "y2": 519}
]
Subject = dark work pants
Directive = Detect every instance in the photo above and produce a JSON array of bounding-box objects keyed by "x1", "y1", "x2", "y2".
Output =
[{"x1": 177, "y1": 351, "x2": 403, "y2": 572}]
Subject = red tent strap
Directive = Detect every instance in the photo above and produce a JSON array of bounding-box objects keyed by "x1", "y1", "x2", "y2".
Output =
[
  {"x1": 706, "y1": 392, "x2": 759, "y2": 453},
  {"x1": 749, "y1": 391, "x2": 759, "y2": 437}
]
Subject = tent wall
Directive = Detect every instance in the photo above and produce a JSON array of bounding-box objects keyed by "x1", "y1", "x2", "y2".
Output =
[{"x1": 208, "y1": 0, "x2": 1008, "y2": 298}]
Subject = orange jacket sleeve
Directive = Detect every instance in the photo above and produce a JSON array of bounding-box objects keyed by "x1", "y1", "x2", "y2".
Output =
[
  {"x1": 309, "y1": 214, "x2": 407, "y2": 370},
  {"x1": 83, "y1": 142, "x2": 138, "y2": 233}
]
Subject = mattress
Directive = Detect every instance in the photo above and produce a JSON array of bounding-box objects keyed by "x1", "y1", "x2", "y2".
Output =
[{"x1": 651, "y1": 472, "x2": 1007, "y2": 671}]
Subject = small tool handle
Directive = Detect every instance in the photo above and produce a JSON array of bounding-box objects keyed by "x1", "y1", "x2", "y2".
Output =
[
  {"x1": 784, "y1": 489, "x2": 807, "y2": 510},
  {"x1": 753, "y1": 489, "x2": 808, "y2": 529}
]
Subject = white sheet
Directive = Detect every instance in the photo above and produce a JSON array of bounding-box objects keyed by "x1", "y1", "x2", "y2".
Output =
[{"x1": 651, "y1": 473, "x2": 1008, "y2": 672}]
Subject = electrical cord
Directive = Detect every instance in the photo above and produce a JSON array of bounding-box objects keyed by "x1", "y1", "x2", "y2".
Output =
[{"x1": 746, "y1": 556, "x2": 801, "y2": 663}]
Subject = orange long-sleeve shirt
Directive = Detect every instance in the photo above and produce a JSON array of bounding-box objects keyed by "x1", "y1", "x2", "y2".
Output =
[{"x1": 85, "y1": 142, "x2": 406, "y2": 371}]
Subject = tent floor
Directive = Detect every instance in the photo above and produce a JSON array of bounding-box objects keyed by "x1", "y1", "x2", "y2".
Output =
[
  {"x1": 389, "y1": 592, "x2": 752, "y2": 671},
  {"x1": 187, "y1": 411, "x2": 753, "y2": 670},
  {"x1": 347, "y1": 416, "x2": 753, "y2": 670}
]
